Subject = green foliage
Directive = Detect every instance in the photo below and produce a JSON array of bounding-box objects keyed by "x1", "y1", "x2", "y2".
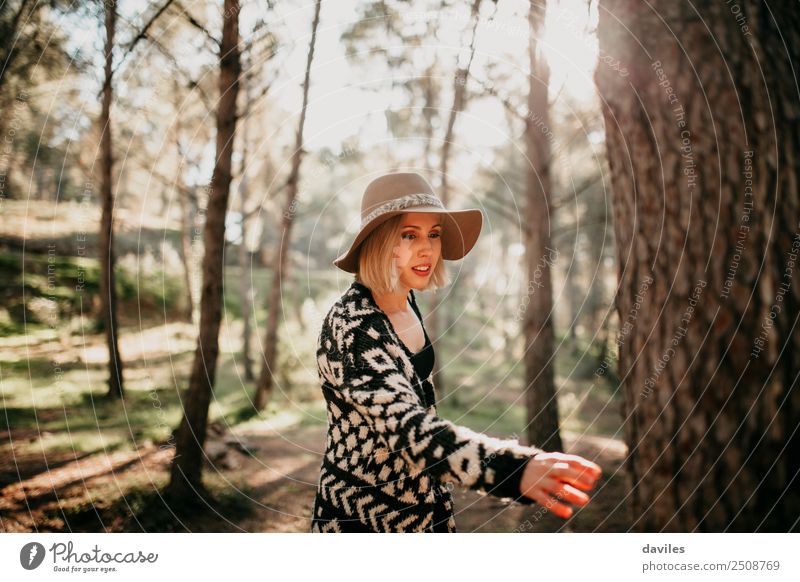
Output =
[
  {"x1": 116, "y1": 253, "x2": 184, "y2": 313},
  {"x1": 0, "y1": 250, "x2": 186, "y2": 334}
]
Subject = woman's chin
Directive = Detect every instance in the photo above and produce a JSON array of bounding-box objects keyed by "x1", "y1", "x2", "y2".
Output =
[{"x1": 401, "y1": 275, "x2": 429, "y2": 290}]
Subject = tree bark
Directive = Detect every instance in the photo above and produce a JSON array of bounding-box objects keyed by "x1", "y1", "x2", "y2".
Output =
[
  {"x1": 430, "y1": 0, "x2": 483, "y2": 404},
  {"x1": 420, "y1": 61, "x2": 437, "y2": 178},
  {"x1": 167, "y1": 0, "x2": 241, "y2": 500},
  {"x1": 237, "y1": 63, "x2": 255, "y2": 382},
  {"x1": 597, "y1": 0, "x2": 800, "y2": 531},
  {"x1": 99, "y1": 0, "x2": 124, "y2": 399},
  {"x1": 172, "y1": 82, "x2": 195, "y2": 323},
  {"x1": 254, "y1": 0, "x2": 321, "y2": 410},
  {"x1": 0, "y1": 0, "x2": 34, "y2": 93},
  {"x1": 522, "y1": 0, "x2": 562, "y2": 452}
]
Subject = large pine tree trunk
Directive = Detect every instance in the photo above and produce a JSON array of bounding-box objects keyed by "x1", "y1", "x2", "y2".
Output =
[
  {"x1": 99, "y1": 0, "x2": 124, "y2": 399},
  {"x1": 254, "y1": 0, "x2": 321, "y2": 410},
  {"x1": 597, "y1": 0, "x2": 800, "y2": 531},
  {"x1": 167, "y1": 0, "x2": 241, "y2": 500},
  {"x1": 522, "y1": 0, "x2": 562, "y2": 452}
]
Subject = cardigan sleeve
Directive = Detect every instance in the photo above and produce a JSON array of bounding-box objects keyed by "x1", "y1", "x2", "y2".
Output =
[{"x1": 336, "y1": 314, "x2": 545, "y2": 504}]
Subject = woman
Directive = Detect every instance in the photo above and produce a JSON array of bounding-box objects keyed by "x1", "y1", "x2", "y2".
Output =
[{"x1": 311, "y1": 172, "x2": 601, "y2": 533}]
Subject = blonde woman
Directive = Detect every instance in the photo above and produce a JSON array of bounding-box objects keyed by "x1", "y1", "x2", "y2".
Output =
[{"x1": 311, "y1": 172, "x2": 601, "y2": 532}]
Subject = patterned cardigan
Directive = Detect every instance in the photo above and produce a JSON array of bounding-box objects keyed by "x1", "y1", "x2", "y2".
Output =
[{"x1": 310, "y1": 281, "x2": 543, "y2": 532}]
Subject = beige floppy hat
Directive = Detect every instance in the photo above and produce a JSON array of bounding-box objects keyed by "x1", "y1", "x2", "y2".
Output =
[{"x1": 333, "y1": 172, "x2": 483, "y2": 274}]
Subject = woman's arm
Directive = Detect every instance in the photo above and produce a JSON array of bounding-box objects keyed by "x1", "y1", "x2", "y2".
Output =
[{"x1": 325, "y1": 313, "x2": 544, "y2": 503}]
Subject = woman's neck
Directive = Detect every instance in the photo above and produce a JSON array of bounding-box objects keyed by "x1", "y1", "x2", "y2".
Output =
[{"x1": 370, "y1": 285, "x2": 411, "y2": 314}]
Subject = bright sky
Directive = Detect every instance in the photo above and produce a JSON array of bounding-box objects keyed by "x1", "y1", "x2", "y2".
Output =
[
  {"x1": 56, "y1": 0, "x2": 599, "y2": 187},
  {"x1": 266, "y1": 0, "x2": 599, "y2": 154}
]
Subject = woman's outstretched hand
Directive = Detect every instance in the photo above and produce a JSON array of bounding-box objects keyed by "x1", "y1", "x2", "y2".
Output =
[{"x1": 519, "y1": 451, "x2": 602, "y2": 519}]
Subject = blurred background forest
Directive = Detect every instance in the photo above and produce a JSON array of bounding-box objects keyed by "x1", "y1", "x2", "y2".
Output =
[{"x1": 2, "y1": 0, "x2": 797, "y2": 533}]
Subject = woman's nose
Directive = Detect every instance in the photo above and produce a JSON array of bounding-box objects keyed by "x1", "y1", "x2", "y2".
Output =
[{"x1": 419, "y1": 235, "x2": 433, "y2": 254}]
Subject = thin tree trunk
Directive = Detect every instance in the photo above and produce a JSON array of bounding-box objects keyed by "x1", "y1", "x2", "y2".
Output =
[
  {"x1": 522, "y1": 0, "x2": 562, "y2": 452},
  {"x1": 430, "y1": 0, "x2": 483, "y2": 404},
  {"x1": 597, "y1": 0, "x2": 800, "y2": 531},
  {"x1": 99, "y1": 0, "x2": 124, "y2": 399},
  {"x1": 254, "y1": 0, "x2": 321, "y2": 410},
  {"x1": 238, "y1": 63, "x2": 254, "y2": 382},
  {"x1": 173, "y1": 83, "x2": 195, "y2": 323},
  {"x1": 239, "y1": 225, "x2": 254, "y2": 381},
  {"x1": 564, "y1": 246, "x2": 580, "y2": 341},
  {"x1": 0, "y1": 0, "x2": 34, "y2": 94},
  {"x1": 167, "y1": 0, "x2": 241, "y2": 501},
  {"x1": 420, "y1": 61, "x2": 437, "y2": 177},
  {"x1": 178, "y1": 181, "x2": 195, "y2": 323}
]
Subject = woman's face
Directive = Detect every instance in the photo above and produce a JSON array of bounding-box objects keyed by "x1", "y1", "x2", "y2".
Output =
[{"x1": 392, "y1": 212, "x2": 442, "y2": 290}]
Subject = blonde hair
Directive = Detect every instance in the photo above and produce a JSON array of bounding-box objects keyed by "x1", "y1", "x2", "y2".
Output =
[{"x1": 355, "y1": 214, "x2": 450, "y2": 294}]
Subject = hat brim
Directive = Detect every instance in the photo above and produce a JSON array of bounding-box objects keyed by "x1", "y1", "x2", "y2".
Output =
[{"x1": 333, "y1": 206, "x2": 483, "y2": 274}]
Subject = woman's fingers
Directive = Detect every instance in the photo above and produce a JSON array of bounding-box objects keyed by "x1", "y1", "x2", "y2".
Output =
[
  {"x1": 524, "y1": 479, "x2": 591, "y2": 519},
  {"x1": 527, "y1": 487, "x2": 573, "y2": 519},
  {"x1": 565, "y1": 455, "x2": 602, "y2": 479},
  {"x1": 548, "y1": 501, "x2": 574, "y2": 519},
  {"x1": 542, "y1": 452, "x2": 602, "y2": 481},
  {"x1": 521, "y1": 453, "x2": 603, "y2": 520},
  {"x1": 554, "y1": 466, "x2": 600, "y2": 491},
  {"x1": 553, "y1": 482, "x2": 590, "y2": 506},
  {"x1": 542, "y1": 492, "x2": 575, "y2": 519},
  {"x1": 521, "y1": 476, "x2": 558, "y2": 498}
]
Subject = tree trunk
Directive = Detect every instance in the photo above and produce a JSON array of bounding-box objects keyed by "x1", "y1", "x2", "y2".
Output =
[
  {"x1": 167, "y1": 0, "x2": 241, "y2": 501},
  {"x1": 420, "y1": 61, "x2": 437, "y2": 178},
  {"x1": 237, "y1": 67, "x2": 254, "y2": 382},
  {"x1": 172, "y1": 85, "x2": 195, "y2": 323},
  {"x1": 0, "y1": 0, "x2": 34, "y2": 94},
  {"x1": 178, "y1": 179, "x2": 195, "y2": 323},
  {"x1": 254, "y1": 0, "x2": 321, "y2": 410},
  {"x1": 430, "y1": 0, "x2": 483, "y2": 404},
  {"x1": 99, "y1": 0, "x2": 124, "y2": 400},
  {"x1": 239, "y1": 236, "x2": 254, "y2": 381},
  {"x1": 522, "y1": 0, "x2": 562, "y2": 452},
  {"x1": 597, "y1": 0, "x2": 800, "y2": 531}
]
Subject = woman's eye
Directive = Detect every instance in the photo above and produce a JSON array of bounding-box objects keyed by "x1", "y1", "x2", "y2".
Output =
[{"x1": 402, "y1": 231, "x2": 441, "y2": 240}]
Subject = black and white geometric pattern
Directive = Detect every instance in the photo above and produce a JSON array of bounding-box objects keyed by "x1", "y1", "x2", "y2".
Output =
[{"x1": 311, "y1": 281, "x2": 542, "y2": 532}]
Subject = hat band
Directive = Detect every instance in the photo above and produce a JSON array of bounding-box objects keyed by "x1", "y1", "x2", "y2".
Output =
[{"x1": 360, "y1": 193, "x2": 444, "y2": 228}]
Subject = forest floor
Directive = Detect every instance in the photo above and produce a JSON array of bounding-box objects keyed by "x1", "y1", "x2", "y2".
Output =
[
  {"x1": 1, "y1": 315, "x2": 630, "y2": 533},
  {"x1": 0, "y1": 421, "x2": 630, "y2": 533}
]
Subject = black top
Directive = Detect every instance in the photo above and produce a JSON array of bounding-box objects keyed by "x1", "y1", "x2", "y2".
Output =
[{"x1": 407, "y1": 290, "x2": 435, "y2": 381}]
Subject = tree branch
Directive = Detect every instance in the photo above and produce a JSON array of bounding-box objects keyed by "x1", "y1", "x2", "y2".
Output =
[
  {"x1": 551, "y1": 175, "x2": 600, "y2": 210},
  {"x1": 469, "y1": 72, "x2": 529, "y2": 121},
  {"x1": 174, "y1": 0, "x2": 220, "y2": 49},
  {"x1": 123, "y1": 0, "x2": 176, "y2": 55},
  {"x1": 109, "y1": 0, "x2": 177, "y2": 80},
  {"x1": 147, "y1": 35, "x2": 214, "y2": 110}
]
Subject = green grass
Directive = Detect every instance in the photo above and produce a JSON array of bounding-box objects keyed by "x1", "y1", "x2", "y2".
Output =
[
  {"x1": 431, "y1": 318, "x2": 622, "y2": 440},
  {"x1": 0, "y1": 329, "x2": 327, "y2": 459},
  {"x1": 0, "y1": 250, "x2": 187, "y2": 336},
  {"x1": 439, "y1": 397, "x2": 526, "y2": 438}
]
